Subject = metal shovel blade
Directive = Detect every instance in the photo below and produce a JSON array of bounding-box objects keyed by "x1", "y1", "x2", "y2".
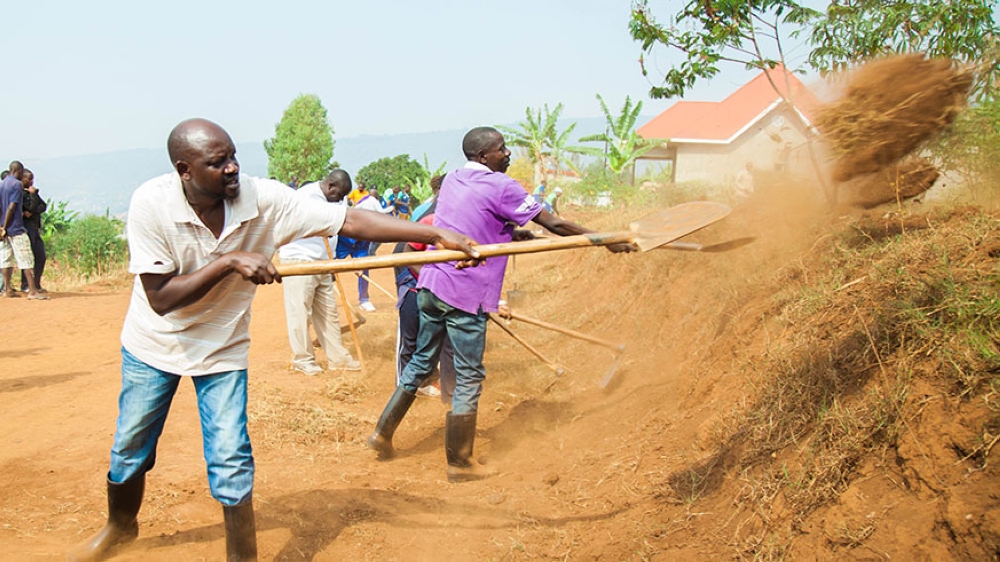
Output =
[{"x1": 629, "y1": 201, "x2": 732, "y2": 251}]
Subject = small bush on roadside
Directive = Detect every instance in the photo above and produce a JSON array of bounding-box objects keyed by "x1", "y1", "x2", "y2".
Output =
[{"x1": 50, "y1": 213, "x2": 128, "y2": 279}]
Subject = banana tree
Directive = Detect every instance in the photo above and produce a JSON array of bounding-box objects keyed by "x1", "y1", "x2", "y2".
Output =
[
  {"x1": 574, "y1": 94, "x2": 663, "y2": 179},
  {"x1": 498, "y1": 103, "x2": 574, "y2": 184}
]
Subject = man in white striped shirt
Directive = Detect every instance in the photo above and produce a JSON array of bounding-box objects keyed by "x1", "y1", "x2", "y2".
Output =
[{"x1": 69, "y1": 119, "x2": 480, "y2": 562}]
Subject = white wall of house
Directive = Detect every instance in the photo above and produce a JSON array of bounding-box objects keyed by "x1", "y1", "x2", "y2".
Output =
[{"x1": 669, "y1": 105, "x2": 814, "y2": 186}]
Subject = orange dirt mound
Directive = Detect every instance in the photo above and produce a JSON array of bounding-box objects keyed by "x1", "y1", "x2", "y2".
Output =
[
  {"x1": 838, "y1": 157, "x2": 940, "y2": 208},
  {"x1": 817, "y1": 53, "x2": 972, "y2": 183}
]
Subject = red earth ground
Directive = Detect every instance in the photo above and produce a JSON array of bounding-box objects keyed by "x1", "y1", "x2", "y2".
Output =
[{"x1": 2, "y1": 190, "x2": 998, "y2": 560}]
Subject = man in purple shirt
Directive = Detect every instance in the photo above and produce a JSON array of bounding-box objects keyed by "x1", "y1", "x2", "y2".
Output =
[{"x1": 367, "y1": 126, "x2": 635, "y2": 482}]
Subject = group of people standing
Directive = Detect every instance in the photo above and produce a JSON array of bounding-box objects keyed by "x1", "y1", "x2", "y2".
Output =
[
  {"x1": 68, "y1": 119, "x2": 633, "y2": 561},
  {"x1": 0, "y1": 161, "x2": 48, "y2": 299}
]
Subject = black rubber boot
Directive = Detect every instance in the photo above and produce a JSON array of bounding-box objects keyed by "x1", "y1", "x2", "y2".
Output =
[
  {"x1": 445, "y1": 412, "x2": 495, "y2": 483},
  {"x1": 366, "y1": 386, "x2": 417, "y2": 459},
  {"x1": 67, "y1": 474, "x2": 145, "y2": 562},
  {"x1": 223, "y1": 501, "x2": 258, "y2": 561}
]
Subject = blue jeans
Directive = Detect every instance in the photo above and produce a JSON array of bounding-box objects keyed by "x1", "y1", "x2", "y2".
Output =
[
  {"x1": 109, "y1": 347, "x2": 254, "y2": 506},
  {"x1": 336, "y1": 237, "x2": 371, "y2": 303},
  {"x1": 400, "y1": 290, "x2": 487, "y2": 414}
]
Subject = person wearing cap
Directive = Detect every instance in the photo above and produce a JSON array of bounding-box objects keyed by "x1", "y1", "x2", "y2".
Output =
[{"x1": 544, "y1": 186, "x2": 564, "y2": 217}]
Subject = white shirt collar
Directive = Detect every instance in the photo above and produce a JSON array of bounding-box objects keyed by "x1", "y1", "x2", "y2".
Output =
[
  {"x1": 166, "y1": 173, "x2": 259, "y2": 226},
  {"x1": 463, "y1": 161, "x2": 491, "y2": 172}
]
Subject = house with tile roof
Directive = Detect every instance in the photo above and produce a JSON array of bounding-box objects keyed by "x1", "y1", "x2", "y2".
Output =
[{"x1": 637, "y1": 66, "x2": 821, "y2": 187}]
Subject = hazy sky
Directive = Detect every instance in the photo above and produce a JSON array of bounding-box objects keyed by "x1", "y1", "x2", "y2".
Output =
[{"x1": 3, "y1": 1, "x2": 816, "y2": 160}]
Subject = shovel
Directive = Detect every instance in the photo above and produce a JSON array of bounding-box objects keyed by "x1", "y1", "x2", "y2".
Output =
[
  {"x1": 506, "y1": 311, "x2": 625, "y2": 388},
  {"x1": 658, "y1": 237, "x2": 756, "y2": 253},
  {"x1": 506, "y1": 255, "x2": 526, "y2": 306},
  {"x1": 276, "y1": 201, "x2": 732, "y2": 277}
]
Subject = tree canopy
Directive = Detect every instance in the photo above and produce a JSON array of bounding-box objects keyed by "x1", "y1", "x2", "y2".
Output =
[
  {"x1": 356, "y1": 154, "x2": 425, "y2": 194},
  {"x1": 264, "y1": 94, "x2": 338, "y2": 184},
  {"x1": 808, "y1": 0, "x2": 999, "y2": 100},
  {"x1": 629, "y1": 0, "x2": 999, "y2": 101}
]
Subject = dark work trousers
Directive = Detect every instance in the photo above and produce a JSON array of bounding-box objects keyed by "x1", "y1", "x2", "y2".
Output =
[
  {"x1": 396, "y1": 288, "x2": 457, "y2": 402},
  {"x1": 20, "y1": 226, "x2": 46, "y2": 291}
]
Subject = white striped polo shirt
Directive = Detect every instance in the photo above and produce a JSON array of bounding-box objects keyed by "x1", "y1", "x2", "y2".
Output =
[{"x1": 120, "y1": 173, "x2": 346, "y2": 375}]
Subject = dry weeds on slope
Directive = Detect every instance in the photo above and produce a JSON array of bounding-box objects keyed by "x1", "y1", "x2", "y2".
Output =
[{"x1": 663, "y1": 203, "x2": 1000, "y2": 559}]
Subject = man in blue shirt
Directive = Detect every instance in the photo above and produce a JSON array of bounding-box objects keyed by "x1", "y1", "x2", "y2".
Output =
[{"x1": 0, "y1": 161, "x2": 46, "y2": 299}]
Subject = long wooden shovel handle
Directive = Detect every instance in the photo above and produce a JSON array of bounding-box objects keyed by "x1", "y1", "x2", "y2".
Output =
[
  {"x1": 357, "y1": 271, "x2": 397, "y2": 300},
  {"x1": 276, "y1": 231, "x2": 636, "y2": 277},
  {"x1": 277, "y1": 201, "x2": 731, "y2": 277},
  {"x1": 488, "y1": 314, "x2": 565, "y2": 375},
  {"x1": 324, "y1": 238, "x2": 364, "y2": 367},
  {"x1": 508, "y1": 312, "x2": 625, "y2": 352}
]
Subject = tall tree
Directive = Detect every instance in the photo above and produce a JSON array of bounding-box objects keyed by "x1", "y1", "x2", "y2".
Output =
[
  {"x1": 629, "y1": 0, "x2": 818, "y2": 100},
  {"x1": 575, "y1": 94, "x2": 661, "y2": 179},
  {"x1": 808, "y1": 0, "x2": 999, "y2": 100},
  {"x1": 264, "y1": 94, "x2": 337, "y2": 184},
  {"x1": 356, "y1": 154, "x2": 425, "y2": 194}
]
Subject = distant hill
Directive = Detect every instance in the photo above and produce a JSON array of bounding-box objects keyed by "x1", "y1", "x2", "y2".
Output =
[{"x1": 25, "y1": 117, "x2": 646, "y2": 216}]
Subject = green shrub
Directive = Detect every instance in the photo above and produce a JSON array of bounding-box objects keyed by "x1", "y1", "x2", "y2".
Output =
[{"x1": 50, "y1": 214, "x2": 128, "y2": 278}]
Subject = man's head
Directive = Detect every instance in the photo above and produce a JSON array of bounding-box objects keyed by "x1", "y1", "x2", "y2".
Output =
[
  {"x1": 8, "y1": 161, "x2": 24, "y2": 180},
  {"x1": 392, "y1": 186, "x2": 401, "y2": 194},
  {"x1": 22, "y1": 169, "x2": 33, "y2": 187},
  {"x1": 462, "y1": 127, "x2": 510, "y2": 173},
  {"x1": 320, "y1": 169, "x2": 352, "y2": 202},
  {"x1": 553, "y1": 187, "x2": 563, "y2": 196},
  {"x1": 167, "y1": 118, "x2": 241, "y2": 201}
]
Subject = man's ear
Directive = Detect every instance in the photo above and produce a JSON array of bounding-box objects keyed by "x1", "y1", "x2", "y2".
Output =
[{"x1": 175, "y1": 161, "x2": 190, "y2": 180}]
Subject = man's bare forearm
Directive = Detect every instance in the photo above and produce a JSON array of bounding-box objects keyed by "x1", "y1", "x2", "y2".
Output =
[
  {"x1": 340, "y1": 209, "x2": 449, "y2": 245},
  {"x1": 140, "y1": 257, "x2": 237, "y2": 315}
]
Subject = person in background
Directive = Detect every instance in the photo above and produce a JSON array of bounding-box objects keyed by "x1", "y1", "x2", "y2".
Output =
[
  {"x1": 384, "y1": 186, "x2": 400, "y2": 217},
  {"x1": 735, "y1": 162, "x2": 755, "y2": 202},
  {"x1": 0, "y1": 161, "x2": 47, "y2": 300},
  {"x1": 347, "y1": 181, "x2": 368, "y2": 206},
  {"x1": 532, "y1": 179, "x2": 546, "y2": 204},
  {"x1": 337, "y1": 183, "x2": 392, "y2": 311},
  {"x1": 279, "y1": 170, "x2": 362, "y2": 376},
  {"x1": 20, "y1": 169, "x2": 47, "y2": 293},
  {"x1": 395, "y1": 185, "x2": 412, "y2": 221},
  {"x1": 287, "y1": 174, "x2": 299, "y2": 190},
  {"x1": 544, "y1": 187, "x2": 563, "y2": 217},
  {"x1": 393, "y1": 173, "x2": 455, "y2": 401}
]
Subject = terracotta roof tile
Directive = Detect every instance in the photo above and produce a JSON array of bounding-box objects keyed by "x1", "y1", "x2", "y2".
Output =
[{"x1": 638, "y1": 66, "x2": 821, "y2": 143}]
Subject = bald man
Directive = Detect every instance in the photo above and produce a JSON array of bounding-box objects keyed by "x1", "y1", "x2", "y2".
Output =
[{"x1": 69, "y1": 119, "x2": 479, "y2": 562}]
